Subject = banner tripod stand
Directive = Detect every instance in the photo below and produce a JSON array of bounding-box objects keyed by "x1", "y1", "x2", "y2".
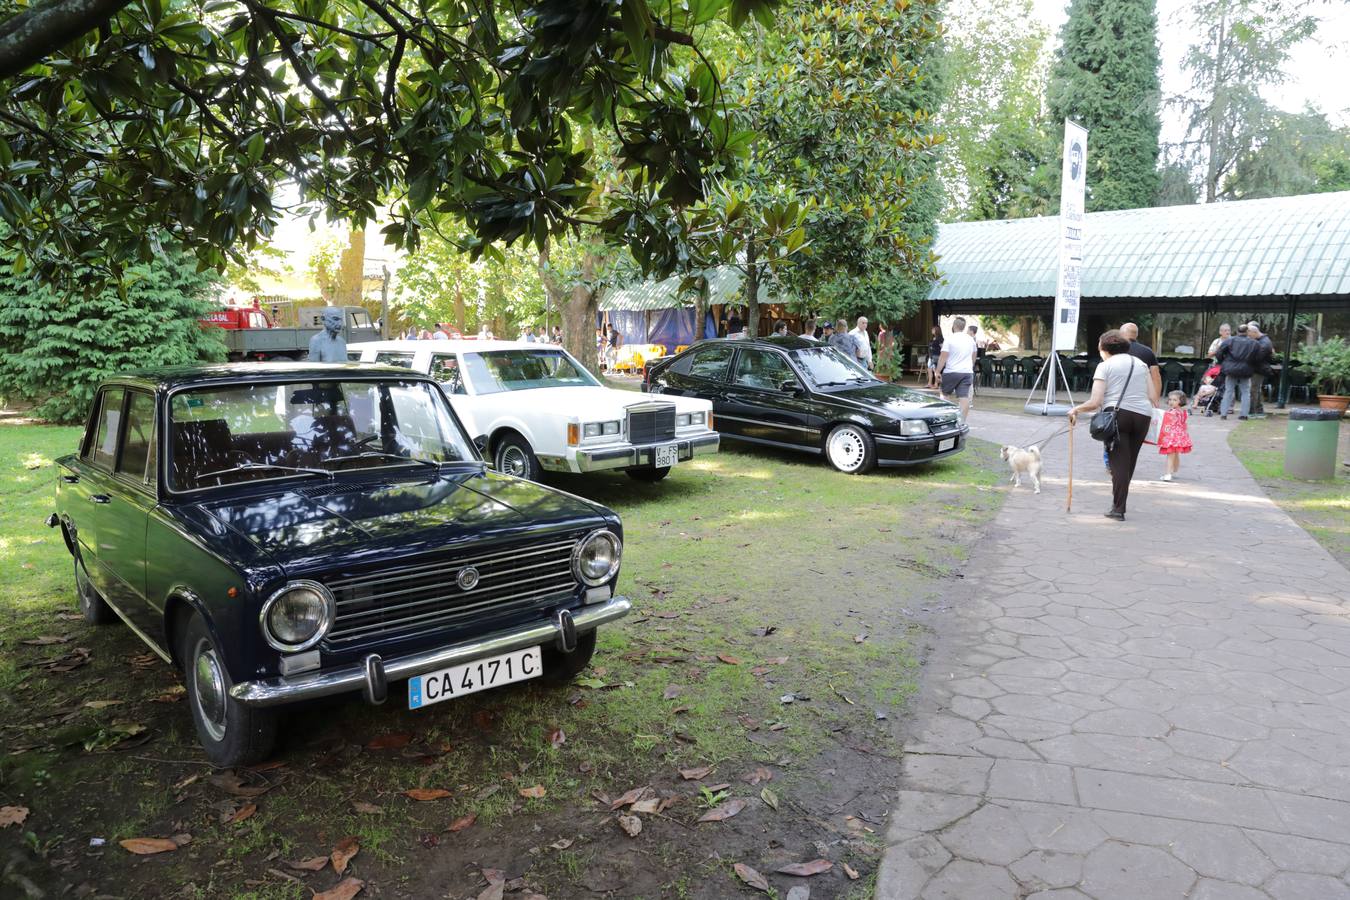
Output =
[{"x1": 1023, "y1": 352, "x2": 1076, "y2": 417}]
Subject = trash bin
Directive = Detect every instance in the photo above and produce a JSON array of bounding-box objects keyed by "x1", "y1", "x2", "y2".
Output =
[{"x1": 1285, "y1": 408, "x2": 1342, "y2": 480}]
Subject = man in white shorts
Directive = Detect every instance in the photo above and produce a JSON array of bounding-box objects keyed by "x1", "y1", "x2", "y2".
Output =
[{"x1": 936, "y1": 316, "x2": 977, "y2": 421}]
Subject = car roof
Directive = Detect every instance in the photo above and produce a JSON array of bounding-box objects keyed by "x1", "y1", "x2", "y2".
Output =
[
  {"x1": 683, "y1": 336, "x2": 820, "y2": 353},
  {"x1": 103, "y1": 362, "x2": 427, "y2": 391},
  {"x1": 350, "y1": 338, "x2": 552, "y2": 353}
]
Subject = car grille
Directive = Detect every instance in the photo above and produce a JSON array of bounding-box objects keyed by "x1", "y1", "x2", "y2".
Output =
[
  {"x1": 931, "y1": 415, "x2": 960, "y2": 432},
  {"x1": 320, "y1": 535, "x2": 580, "y2": 645},
  {"x1": 627, "y1": 404, "x2": 676, "y2": 444}
]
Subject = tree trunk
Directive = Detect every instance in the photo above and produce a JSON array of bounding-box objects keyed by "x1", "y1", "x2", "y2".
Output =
[
  {"x1": 453, "y1": 285, "x2": 466, "y2": 332},
  {"x1": 1203, "y1": 8, "x2": 1228, "y2": 203},
  {"x1": 744, "y1": 238, "x2": 760, "y2": 337},
  {"x1": 693, "y1": 275, "x2": 710, "y2": 345},
  {"x1": 335, "y1": 230, "x2": 366, "y2": 306},
  {"x1": 540, "y1": 243, "x2": 603, "y2": 376}
]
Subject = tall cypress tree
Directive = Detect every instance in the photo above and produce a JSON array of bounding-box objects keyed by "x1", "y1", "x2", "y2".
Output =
[{"x1": 1046, "y1": 0, "x2": 1162, "y2": 211}]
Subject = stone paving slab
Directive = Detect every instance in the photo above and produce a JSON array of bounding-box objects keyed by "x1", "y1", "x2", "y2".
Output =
[{"x1": 878, "y1": 411, "x2": 1350, "y2": 899}]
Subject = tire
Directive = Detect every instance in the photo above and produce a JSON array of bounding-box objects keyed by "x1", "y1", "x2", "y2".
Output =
[
  {"x1": 541, "y1": 630, "x2": 597, "y2": 685},
  {"x1": 75, "y1": 556, "x2": 117, "y2": 625},
  {"x1": 624, "y1": 466, "x2": 671, "y2": 482},
  {"x1": 824, "y1": 423, "x2": 877, "y2": 474},
  {"x1": 180, "y1": 612, "x2": 278, "y2": 767},
  {"x1": 493, "y1": 433, "x2": 541, "y2": 481}
]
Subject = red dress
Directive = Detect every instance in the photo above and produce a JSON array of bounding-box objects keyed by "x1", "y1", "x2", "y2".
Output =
[{"x1": 1158, "y1": 408, "x2": 1192, "y2": 454}]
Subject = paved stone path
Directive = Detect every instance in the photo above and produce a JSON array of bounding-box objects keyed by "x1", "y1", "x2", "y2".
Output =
[{"x1": 878, "y1": 410, "x2": 1350, "y2": 900}]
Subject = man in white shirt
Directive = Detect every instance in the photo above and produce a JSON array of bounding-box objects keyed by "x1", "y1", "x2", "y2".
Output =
[
  {"x1": 850, "y1": 316, "x2": 873, "y2": 369},
  {"x1": 936, "y1": 316, "x2": 977, "y2": 420}
]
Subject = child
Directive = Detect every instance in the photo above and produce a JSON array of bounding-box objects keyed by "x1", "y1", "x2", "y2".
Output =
[
  {"x1": 1191, "y1": 365, "x2": 1220, "y2": 411},
  {"x1": 1158, "y1": 390, "x2": 1193, "y2": 482}
]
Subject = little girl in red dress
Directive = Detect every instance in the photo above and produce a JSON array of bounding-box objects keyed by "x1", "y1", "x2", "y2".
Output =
[{"x1": 1159, "y1": 390, "x2": 1192, "y2": 482}]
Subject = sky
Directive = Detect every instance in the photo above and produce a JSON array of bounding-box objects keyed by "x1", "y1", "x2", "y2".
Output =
[{"x1": 1031, "y1": 0, "x2": 1350, "y2": 145}]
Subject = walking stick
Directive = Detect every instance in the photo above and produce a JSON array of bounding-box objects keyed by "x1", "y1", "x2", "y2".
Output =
[{"x1": 1066, "y1": 421, "x2": 1074, "y2": 513}]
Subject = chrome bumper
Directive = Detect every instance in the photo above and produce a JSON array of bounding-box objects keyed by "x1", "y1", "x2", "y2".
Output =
[
  {"x1": 571, "y1": 432, "x2": 719, "y2": 473},
  {"x1": 229, "y1": 596, "x2": 632, "y2": 708}
]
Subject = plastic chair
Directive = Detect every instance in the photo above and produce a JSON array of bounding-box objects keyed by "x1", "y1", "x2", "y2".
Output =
[
  {"x1": 1161, "y1": 360, "x2": 1186, "y2": 393},
  {"x1": 1019, "y1": 357, "x2": 1039, "y2": 388},
  {"x1": 1287, "y1": 367, "x2": 1312, "y2": 402},
  {"x1": 977, "y1": 356, "x2": 995, "y2": 387}
]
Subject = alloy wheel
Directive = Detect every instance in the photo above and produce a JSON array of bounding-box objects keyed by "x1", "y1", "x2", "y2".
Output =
[{"x1": 827, "y1": 426, "x2": 867, "y2": 473}]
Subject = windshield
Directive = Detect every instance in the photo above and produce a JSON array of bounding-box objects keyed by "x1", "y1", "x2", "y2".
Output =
[
  {"x1": 168, "y1": 379, "x2": 474, "y2": 491},
  {"x1": 793, "y1": 347, "x2": 878, "y2": 387},
  {"x1": 462, "y1": 349, "x2": 600, "y2": 394}
]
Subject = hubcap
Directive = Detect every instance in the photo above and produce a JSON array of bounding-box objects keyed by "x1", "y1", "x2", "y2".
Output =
[
  {"x1": 828, "y1": 428, "x2": 865, "y2": 472},
  {"x1": 193, "y1": 641, "x2": 228, "y2": 742},
  {"x1": 498, "y1": 445, "x2": 529, "y2": 478}
]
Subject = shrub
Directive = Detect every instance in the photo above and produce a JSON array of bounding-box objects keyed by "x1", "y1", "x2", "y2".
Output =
[{"x1": 1296, "y1": 337, "x2": 1350, "y2": 396}]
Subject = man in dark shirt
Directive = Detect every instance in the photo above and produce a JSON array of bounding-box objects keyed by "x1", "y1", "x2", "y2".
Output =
[
  {"x1": 1247, "y1": 321, "x2": 1275, "y2": 417},
  {"x1": 1216, "y1": 324, "x2": 1260, "y2": 420},
  {"x1": 1120, "y1": 323, "x2": 1161, "y2": 401}
]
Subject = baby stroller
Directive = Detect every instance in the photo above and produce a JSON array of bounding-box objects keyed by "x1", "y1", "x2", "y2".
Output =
[{"x1": 1195, "y1": 365, "x2": 1224, "y2": 416}]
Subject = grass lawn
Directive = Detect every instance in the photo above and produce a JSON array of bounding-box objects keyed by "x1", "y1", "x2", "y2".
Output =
[
  {"x1": 0, "y1": 422, "x2": 1004, "y2": 899},
  {"x1": 1227, "y1": 414, "x2": 1350, "y2": 569}
]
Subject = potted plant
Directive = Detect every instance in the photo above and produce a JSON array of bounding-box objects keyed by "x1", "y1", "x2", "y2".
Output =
[
  {"x1": 874, "y1": 348, "x2": 904, "y2": 383},
  {"x1": 1297, "y1": 337, "x2": 1350, "y2": 415}
]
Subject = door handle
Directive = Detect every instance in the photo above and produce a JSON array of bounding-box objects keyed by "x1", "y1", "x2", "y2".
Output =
[
  {"x1": 61, "y1": 474, "x2": 79, "y2": 484},
  {"x1": 89, "y1": 494, "x2": 111, "y2": 504}
]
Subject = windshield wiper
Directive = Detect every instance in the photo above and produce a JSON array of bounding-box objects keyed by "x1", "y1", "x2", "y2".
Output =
[
  {"x1": 323, "y1": 451, "x2": 441, "y2": 470},
  {"x1": 814, "y1": 378, "x2": 869, "y2": 387},
  {"x1": 194, "y1": 462, "x2": 333, "y2": 484}
]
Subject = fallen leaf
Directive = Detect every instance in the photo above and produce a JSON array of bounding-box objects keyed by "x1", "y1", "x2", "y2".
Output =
[
  {"x1": 742, "y1": 767, "x2": 774, "y2": 785},
  {"x1": 760, "y1": 787, "x2": 779, "y2": 811},
  {"x1": 609, "y1": 786, "x2": 652, "y2": 810},
  {"x1": 0, "y1": 806, "x2": 29, "y2": 828},
  {"x1": 366, "y1": 733, "x2": 412, "y2": 750},
  {"x1": 477, "y1": 884, "x2": 504, "y2": 900},
  {"x1": 207, "y1": 770, "x2": 269, "y2": 798},
  {"x1": 629, "y1": 798, "x2": 661, "y2": 814},
  {"x1": 705, "y1": 782, "x2": 732, "y2": 792},
  {"x1": 854, "y1": 634, "x2": 868, "y2": 644},
  {"x1": 330, "y1": 835, "x2": 359, "y2": 875},
  {"x1": 549, "y1": 838, "x2": 573, "y2": 851},
  {"x1": 21, "y1": 635, "x2": 71, "y2": 646},
  {"x1": 120, "y1": 837, "x2": 179, "y2": 855},
  {"x1": 228, "y1": 803, "x2": 257, "y2": 824},
  {"x1": 734, "y1": 863, "x2": 771, "y2": 892},
  {"x1": 404, "y1": 788, "x2": 452, "y2": 801},
  {"x1": 770, "y1": 722, "x2": 789, "y2": 731},
  {"x1": 763, "y1": 656, "x2": 789, "y2": 665},
  {"x1": 285, "y1": 856, "x2": 328, "y2": 872},
  {"x1": 777, "y1": 859, "x2": 833, "y2": 877},
  {"x1": 547, "y1": 728, "x2": 566, "y2": 748},
  {"x1": 698, "y1": 798, "x2": 747, "y2": 823},
  {"x1": 481, "y1": 868, "x2": 506, "y2": 885},
  {"x1": 751, "y1": 667, "x2": 769, "y2": 676},
  {"x1": 786, "y1": 888, "x2": 810, "y2": 900},
  {"x1": 419, "y1": 832, "x2": 440, "y2": 849},
  {"x1": 518, "y1": 785, "x2": 547, "y2": 799},
  {"x1": 83, "y1": 699, "x2": 124, "y2": 709},
  {"x1": 662, "y1": 685, "x2": 684, "y2": 700},
  {"x1": 446, "y1": 814, "x2": 477, "y2": 833},
  {"x1": 843, "y1": 862, "x2": 860, "y2": 880},
  {"x1": 314, "y1": 877, "x2": 364, "y2": 900},
  {"x1": 151, "y1": 685, "x2": 186, "y2": 703},
  {"x1": 679, "y1": 765, "x2": 714, "y2": 781},
  {"x1": 351, "y1": 801, "x2": 382, "y2": 815},
  {"x1": 617, "y1": 814, "x2": 642, "y2": 837},
  {"x1": 717, "y1": 654, "x2": 742, "y2": 665}
]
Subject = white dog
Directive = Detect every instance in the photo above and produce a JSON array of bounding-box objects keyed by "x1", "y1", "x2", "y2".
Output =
[{"x1": 1000, "y1": 444, "x2": 1042, "y2": 494}]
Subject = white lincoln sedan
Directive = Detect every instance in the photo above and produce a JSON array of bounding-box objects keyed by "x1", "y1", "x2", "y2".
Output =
[{"x1": 351, "y1": 340, "x2": 718, "y2": 482}]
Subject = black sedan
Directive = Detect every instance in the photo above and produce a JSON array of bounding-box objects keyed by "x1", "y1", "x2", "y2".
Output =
[{"x1": 644, "y1": 337, "x2": 967, "y2": 474}]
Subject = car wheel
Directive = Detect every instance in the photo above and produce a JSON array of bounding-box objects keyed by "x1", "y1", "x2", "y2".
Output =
[
  {"x1": 541, "y1": 630, "x2": 597, "y2": 684},
  {"x1": 825, "y1": 423, "x2": 877, "y2": 474},
  {"x1": 624, "y1": 466, "x2": 671, "y2": 483},
  {"x1": 494, "y1": 433, "x2": 540, "y2": 481},
  {"x1": 181, "y1": 612, "x2": 278, "y2": 767},
  {"x1": 75, "y1": 556, "x2": 117, "y2": 625}
]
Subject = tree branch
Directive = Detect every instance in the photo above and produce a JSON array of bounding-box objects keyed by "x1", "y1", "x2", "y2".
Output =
[{"x1": 0, "y1": 0, "x2": 133, "y2": 79}]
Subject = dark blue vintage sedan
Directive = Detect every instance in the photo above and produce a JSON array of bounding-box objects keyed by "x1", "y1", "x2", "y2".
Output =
[{"x1": 50, "y1": 364, "x2": 630, "y2": 765}]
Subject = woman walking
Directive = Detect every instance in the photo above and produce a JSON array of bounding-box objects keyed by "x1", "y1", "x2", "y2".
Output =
[{"x1": 1068, "y1": 330, "x2": 1160, "y2": 521}]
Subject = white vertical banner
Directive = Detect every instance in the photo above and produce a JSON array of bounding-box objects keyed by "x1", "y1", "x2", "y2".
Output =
[{"x1": 1052, "y1": 119, "x2": 1087, "y2": 353}]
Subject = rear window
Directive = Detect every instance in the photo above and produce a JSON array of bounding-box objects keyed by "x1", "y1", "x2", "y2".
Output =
[
  {"x1": 116, "y1": 391, "x2": 155, "y2": 480},
  {"x1": 375, "y1": 351, "x2": 415, "y2": 368},
  {"x1": 89, "y1": 389, "x2": 124, "y2": 471},
  {"x1": 686, "y1": 346, "x2": 735, "y2": 381}
]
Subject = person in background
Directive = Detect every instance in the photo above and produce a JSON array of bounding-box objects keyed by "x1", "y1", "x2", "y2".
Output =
[
  {"x1": 925, "y1": 325, "x2": 942, "y2": 388},
  {"x1": 1248, "y1": 322, "x2": 1274, "y2": 418},
  {"x1": 773, "y1": 320, "x2": 789, "y2": 337},
  {"x1": 727, "y1": 308, "x2": 744, "y2": 337},
  {"x1": 1068, "y1": 329, "x2": 1160, "y2": 521},
  {"x1": 552, "y1": 326, "x2": 563, "y2": 344},
  {"x1": 800, "y1": 318, "x2": 820, "y2": 340},
  {"x1": 523, "y1": 325, "x2": 537, "y2": 343},
  {"x1": 850, "y1": 316, "x2": 873, "y2": 369},
  {"x1": 418, "y1": 329, "x2": 433, "y2": 340},
  {"x1": 828, "y1": 318, "x2": 858, "y2": 358},
  {"x1": 968, "y1": 324, "x2": 986, "y2": 359},
  {"x1": 432, "y1": 323, "x2": 449, "y2": 340},
  {"x1": 1120, "y1": 322, "x2": 1161, "y2": 401},
  {"x1": 819, "y1": 320, "x2": 836, "y2": 344},
  {"x1": 936, "y1": 316, "x2": 977, "y2": 421},
  {"x1": 1207, "y1": 323, "x2": 1232, "y2": 359},
  {"x1": 607, "y1": 325, "x2": 623, "y2": 368},
  {"x1": 1216, "y1": 323, "x2": 1259, "y2": 420}
]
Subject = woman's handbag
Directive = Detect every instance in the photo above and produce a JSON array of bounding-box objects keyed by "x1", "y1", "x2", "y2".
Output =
[{"x1": 1089, "y1": 358, "x2": 1135, "y2": 447}]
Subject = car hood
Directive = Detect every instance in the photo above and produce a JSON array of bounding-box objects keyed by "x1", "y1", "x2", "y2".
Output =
[
  {"x1": 474, "y1": 385, "x2": 711, "y2": 417},
  {"x1": 198, "y1": 470, "x2": 610, "y2": 575},
  {"x1": 823, "y1": 382, "x2": 960, "y2": 420}
]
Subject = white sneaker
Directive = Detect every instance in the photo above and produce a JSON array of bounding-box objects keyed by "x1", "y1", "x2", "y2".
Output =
[{"x1": 1159, "y1": 473, "x2": 1173, "y2": 482}]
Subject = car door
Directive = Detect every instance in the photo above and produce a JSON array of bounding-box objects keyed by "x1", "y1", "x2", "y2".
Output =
[
  {"x1": 97, "y1": 389, "x2": 160, "y2": 638},
  {"x1": 68, "y1": 387, "x2": 124, "y2": 595},
  {"x1": 722, "y1": 349, "x2": 819, "y2": 447},
  {"x1": 658, "y1": 345, "x2": 737, "y2": 427}
]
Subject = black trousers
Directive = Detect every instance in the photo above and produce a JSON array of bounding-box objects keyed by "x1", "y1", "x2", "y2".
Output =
[{"x1": 1107, "y1": 409, "x2": 1151, "y2": 514}]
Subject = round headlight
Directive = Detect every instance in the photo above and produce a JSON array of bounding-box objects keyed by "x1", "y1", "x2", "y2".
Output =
[
  {"x1": 573, "y1": 529, "x2": 622, "y2": 586},
  {"x1": 260, "y1": 581, "x2": 334, "y2": 652}
]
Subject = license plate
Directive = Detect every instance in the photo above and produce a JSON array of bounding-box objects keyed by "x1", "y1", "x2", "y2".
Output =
[
  {"x1": 654, "y1": 443, "x2": 679, "y2": 468},
  {"x1": 938, "y1": 437, "x2": 956, "y2": 452},
  {"x1": 408, "y1": 647, "x2": 542, "y2": 710}
]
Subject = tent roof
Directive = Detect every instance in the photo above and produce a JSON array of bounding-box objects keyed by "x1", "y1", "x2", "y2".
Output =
[
  {"x1": 599, "y1": 266, "x2": 773, "y2": 312},
  {"x1": 928, "y1": 191, "x2": 1350, "y2": 306}
]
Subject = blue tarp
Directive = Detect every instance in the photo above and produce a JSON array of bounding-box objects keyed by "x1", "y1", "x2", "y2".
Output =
[{"x1": 599, "y1": 309, "x2": 715, "y2": 347}]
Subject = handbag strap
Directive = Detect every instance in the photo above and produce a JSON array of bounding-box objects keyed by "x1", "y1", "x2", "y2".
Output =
[{"x1": 1105, "y1": 355, "x2": 1135, "y2": 409}]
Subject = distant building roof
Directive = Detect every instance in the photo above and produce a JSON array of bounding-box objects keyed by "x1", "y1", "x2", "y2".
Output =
[
  {"x1": 929, "y1": 191, "x2": 1350, "y2": 312},
  {"x1": 600, "y1": 266, "x2": 776, "y2": 312}
]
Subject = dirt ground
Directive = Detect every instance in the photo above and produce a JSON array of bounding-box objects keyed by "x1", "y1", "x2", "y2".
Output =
[{"x1": 0, "y1": 424, "x2": 1004, "y2": 900}]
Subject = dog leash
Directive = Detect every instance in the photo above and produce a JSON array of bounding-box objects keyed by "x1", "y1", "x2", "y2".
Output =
[{"x1": 1026, "y1": 423, "x2": 1074, "y2": 451}]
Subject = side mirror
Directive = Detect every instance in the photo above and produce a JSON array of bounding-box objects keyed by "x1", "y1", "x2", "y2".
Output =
[
  {"x1": 472, "y1": 434, "x2": 489, "y2": 455},
  {"x1": 780, "y1": 380, "x2": 803, "y2": 396}
]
